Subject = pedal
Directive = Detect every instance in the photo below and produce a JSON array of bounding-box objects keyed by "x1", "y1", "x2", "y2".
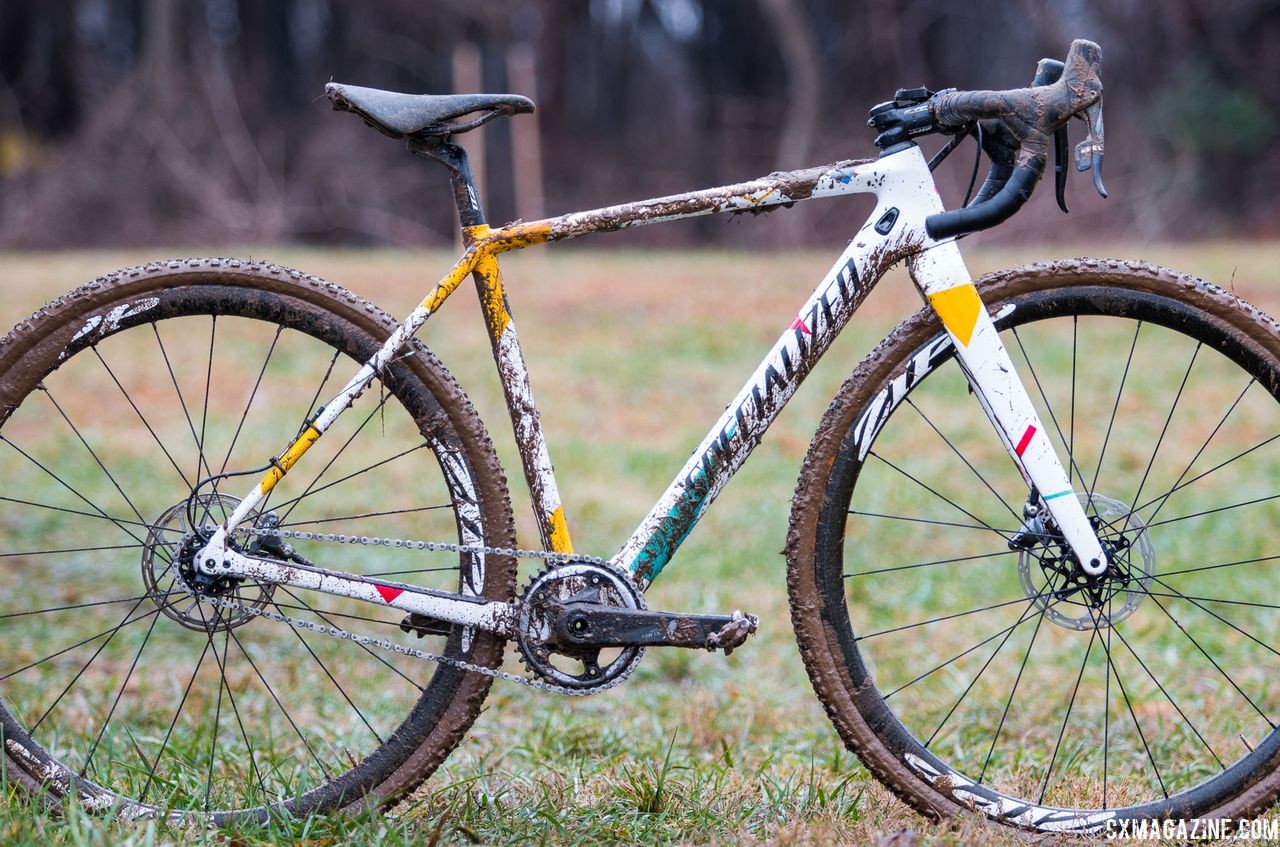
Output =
[
  {"x1": 548, "y1": 603, "x2": 760, "y2": 653},
  {"x1": 399, "y1": 612, "x2": 451, "y2": 638},
  {"x1": 705, "y1": 610, "x2": 759, "y2": 656}
]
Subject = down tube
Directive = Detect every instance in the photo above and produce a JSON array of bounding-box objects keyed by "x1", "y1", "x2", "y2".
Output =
[{"x1": 615, "y1": 230, "x2": 918, "y2": 586}]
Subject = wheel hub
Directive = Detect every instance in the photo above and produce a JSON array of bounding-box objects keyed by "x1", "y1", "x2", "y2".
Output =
[
  {"x1": 143, "y1": 493, "x2": 275, "y2": 632},
  {"x1": 1017, "y1": 493, "x2": 1154, "y2": 630}
]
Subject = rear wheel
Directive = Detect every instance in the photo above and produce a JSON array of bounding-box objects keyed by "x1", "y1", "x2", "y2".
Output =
[
  {"x1": 0, "y1": 259, "x2": 516, "y2": 820},
  {"x1": 788, "y1": 260, "x2": 1280, "y2": 833}
]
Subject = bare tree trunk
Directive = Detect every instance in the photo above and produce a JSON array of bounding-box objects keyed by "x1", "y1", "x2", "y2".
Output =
[
  {"x1": 507, "y1": 40, "x2": 545, "y2": 223},
  {"x1": 757, "y1": 0, "x2": 820, "y2": 244}
]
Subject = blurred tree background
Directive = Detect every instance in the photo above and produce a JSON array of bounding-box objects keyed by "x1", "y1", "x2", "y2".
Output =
[{"x1": 0, "y1": 0, "x2": 1276, "y2": 249}]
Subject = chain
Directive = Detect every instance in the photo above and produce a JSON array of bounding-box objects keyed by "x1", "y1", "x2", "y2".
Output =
[{"x1": 189, "y1": 525, "x2": 627, "y2": 697}]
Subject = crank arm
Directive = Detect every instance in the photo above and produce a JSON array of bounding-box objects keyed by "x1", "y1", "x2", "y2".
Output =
[
  {"x1": 196, "y1": 547, "x2": 519, "y2": 637},
  {"x1": 549, "y1": 603, "x2": 759, "y2": 654}
]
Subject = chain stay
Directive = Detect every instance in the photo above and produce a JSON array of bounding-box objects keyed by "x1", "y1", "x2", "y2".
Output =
[{"x1": 196, "y1": 524, "x2": 625, "y2": 696}]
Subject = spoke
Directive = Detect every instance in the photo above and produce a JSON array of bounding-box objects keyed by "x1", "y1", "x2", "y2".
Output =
[
  {"x1": 1070, "y1": 316, "x2": 1077, "y2": 485},
  {"x1": 272, "y1": 598, "x2": 383, "y2": 745},
  {"x1": 274, "y1": 391, "x2": 395, "y2": 526},
  {"x1": 905, "y1": 398, "x2": 1019, "y2": 524},
  {"x1": 79, "y1": 601, "x2": 165, "y2": 779},
  {"x1": 153, "y1": 323, "x2": 213, "y2": 485},
  {"x1": 1156, "y1": 552, "x2": 1280, "y2": 581},
  {"x1": 978, "y1": 596, "x2": 1049, "y2": 784},
  {"x1": 0, "y1": 591, "x2": 182, "y2": 621},
  {"x1": 924, "y1": 580, "x2": 1058, "y2": 748},
  {"x1": 196, "y1": 316, "x2": 216, "y2": 492},
  {"x1": 857, "y1": 594, "x2": 1043, "y2": 642},
  {"x1": 1120, "y1": 342, "x2": 1199, "y2": 536},
  {"x1": 0, "y1": 494, "x2": 154, "y2": 531},
  {"x1": 41, "y1": 387, "x2": 151, "y2": 529},
  {"x1": 218, "y1": 324, "x2": 284, "y2": 476},
  {"x1": 1109, "y1": 620, "x2": 1224, "y2": 770},
  {"x1": 846, "y1": 549, "x2": 1016, "y2": 579},
  {"x1": 869, "y1": 451, "x2": 1015, "y2": 542},
  {"x1": 1141, "y1": 377, "x2": 1254, "y2": 527},
  {"x1": 1038, "y1": 622, "x2": 1098, "y2": 804},
  {"x1": 1140, "y1": 491, "x2": 1280, "y2": 532},
  {"x1": 848, "y1": 509, "x2": 1019, "y2": 534},
  {"x1": 278, "y1": 587, "x2": 424, "y2": 693},
  {"x1": 2, "y1": 605, "x2": 165, "y2": 683},
  {"x1": 268, "y1": 442, "x2": 431, "y2": 518},
  {"x1": 1098, "y1": 603, "x2": 1167, "y2": 799},
  {"x1": 1010, "y1": 326, "x2": 1090, "y2": 489},
  {"x1": 1088, "y1": 320, "x2": 1141, "y2": 500},
  {"x1": 885, "y1": 587, "x2": 1061, "y2": 698},
  {"x1": 93, "y1": 346, "x2": 191, "y2": 489},
  {"x1": 1103, "y1": 610, "x2": 1111, "y2": 808},
  {"x1": 139, "y1": 633, "x2": 213, "y2": 804},
  {"x1": 224, "y1": 624, "x2": 332, "y2": 782},
  {"x1": 0, "y1": 543, "x2": 142, "y2": 559},
  {"x1": 1143, "y1": 577, "x2": 1280, "y2": 660},
  {"x1": 197, "y1": 603, "x2": 272, "y2": 808},
  {"x1": 24, "y1": 586, "x2": 164, "y2": 731},
  {"x1": 280, "y1": 502, "x2": 453, "y2": 530},
  {"x1": 1141, "y1": 588, "x2": 1274, "y2": 729},
  {"x1": 0, "y1": 437, "x2": 149, "y2": 547},
  {"x1": 1132, "y1": 432, "x2": 1280, "y2": 517},
  {"x1": 204, "y1": 623, "x2": 229, "y2": 811}
]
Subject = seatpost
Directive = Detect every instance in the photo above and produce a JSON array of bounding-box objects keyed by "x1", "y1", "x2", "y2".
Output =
[{"x1": 407, "y1": 136, "x2": 487, "y2": 236}]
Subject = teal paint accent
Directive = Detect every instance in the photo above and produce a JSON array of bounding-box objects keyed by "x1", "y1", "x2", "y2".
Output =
[
  {"x1": 629, "y1": 472, "x2": 710, "y2": 583},
  {"x1": 1042, "y1": 489, "x2": 1074, "y2": 501}
]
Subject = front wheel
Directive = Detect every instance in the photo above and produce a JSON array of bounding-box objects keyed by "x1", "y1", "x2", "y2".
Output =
[
  {"x1": 788, "y1": 259, "x2": 1280, "y2": 834},
  {"x1": 0, "y1": 259, "x2": 517, "y2": 820}
]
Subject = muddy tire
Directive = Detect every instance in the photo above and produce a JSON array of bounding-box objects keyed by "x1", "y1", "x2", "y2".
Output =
[
  {"x1": 0, "y1": 259, "x2": 516, "y2": 821},
  {"x1": 787, "y1": 259, "x2": 1280, "y2": 834}
]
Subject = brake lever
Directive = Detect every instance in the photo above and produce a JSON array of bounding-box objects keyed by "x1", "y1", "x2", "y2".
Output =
[
  {"x1": 1074, "y1": 97, "x2": 1107, "y2": 198},
  {"x1": 1053, "y1": 125, "x2": 1070, "y2": 213}
]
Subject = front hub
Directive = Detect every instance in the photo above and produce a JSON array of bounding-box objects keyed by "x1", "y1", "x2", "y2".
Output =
[
  {"x1": 142, "y1": 493, "x2": 275, "y2": 632},
  {"x1": 1017, "y1": 493, "x2": 1154, "y2": 630}
]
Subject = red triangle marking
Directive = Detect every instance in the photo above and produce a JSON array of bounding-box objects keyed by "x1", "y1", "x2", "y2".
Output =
[
  {"x1": 790, "y1": 316, "x2": 812, "y2": 334},
  {"x1": 1014, "y1": 424, "x2": 1037, "y2": 458},
  {"x1": 375, "y1": 584, "x2": 404, "y2": 603}
]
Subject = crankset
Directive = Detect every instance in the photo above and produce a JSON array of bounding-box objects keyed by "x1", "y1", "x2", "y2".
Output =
[{"x1": 515, "y1": 560, "x2": 758, "y2": 692}]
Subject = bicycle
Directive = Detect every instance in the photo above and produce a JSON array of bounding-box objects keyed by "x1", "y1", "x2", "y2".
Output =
[{"x1": 1, "y1": 38, "x2": 1278, "y2": 835}]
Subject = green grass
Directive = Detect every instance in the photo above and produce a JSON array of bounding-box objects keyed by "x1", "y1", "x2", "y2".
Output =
[{"x1": 0, "y1": 243, "x2": 1278, "y2": 845}]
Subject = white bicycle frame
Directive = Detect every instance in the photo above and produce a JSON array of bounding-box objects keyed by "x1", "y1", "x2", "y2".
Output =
[{"x1": 194, "y1": 142, "x2": 1106, "y2": 635}]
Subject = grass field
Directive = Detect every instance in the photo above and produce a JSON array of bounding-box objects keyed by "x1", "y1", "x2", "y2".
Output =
[{"x1": 0, "y1": 243, "x2": 1278, "y2": 846}]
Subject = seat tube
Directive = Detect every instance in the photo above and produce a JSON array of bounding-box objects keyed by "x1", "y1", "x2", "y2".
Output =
[
  {"x1": 412, "y1": 137, "x2": 574, "y2": 553},
  {"x1": 908, "y1": 241, "x2": 1108, "y2": 575},
  {"x1": 466, "y1": 246, "x2": 574, "y2": 553}
]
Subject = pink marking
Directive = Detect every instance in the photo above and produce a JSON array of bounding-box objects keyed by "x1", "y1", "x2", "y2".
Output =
[
  {"x1": 790, "y1": 317, "x2": 812, "y2": 334},
  {"x1": 1014, "y1": 425, "x2": 1036, "y2": 458},
  {"x1": 375, "y1": 584, "x2": 404, "y2": 603}
]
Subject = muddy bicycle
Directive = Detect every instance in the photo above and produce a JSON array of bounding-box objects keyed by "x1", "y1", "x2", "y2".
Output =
[{"x1": 2, "y1": 39, "x2": 1279, "y2": 835}]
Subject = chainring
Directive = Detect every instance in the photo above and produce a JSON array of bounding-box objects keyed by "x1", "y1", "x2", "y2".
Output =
[{"x1": 516, "y1": 560, "x2": 646, "y2": 691}]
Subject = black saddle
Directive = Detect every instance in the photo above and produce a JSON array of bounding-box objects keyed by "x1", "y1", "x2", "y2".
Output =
[{"x1": 325, "y1": 82, "x2": 534, "y2": 139}]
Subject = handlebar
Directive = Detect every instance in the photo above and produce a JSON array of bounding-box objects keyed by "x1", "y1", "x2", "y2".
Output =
[{"x1": 868, "y1": 40, "x2": 1106, "y2": 241}]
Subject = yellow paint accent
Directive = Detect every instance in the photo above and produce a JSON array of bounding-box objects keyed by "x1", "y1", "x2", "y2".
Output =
[
  {"x1": 546, "y1": 505, "x2": 574, "y2": 554},
  {"x1": 484, "y1": 220, "x2": 553, "y2": 253},
  {"x1": 927, "y1": 283, "x2": 983, "y2": 347},
  {"x1": 473, "y1": 252, "x2": 512, "y2": 339},
  {"x1": 462, "y1": 223, "x2": 491, "y2": 245},
  {"x1": 420, "y1": 249, "x2": 483, "y2": 313},
  {"x1": 259, "y1": 425, "x2": 321, "y2": 494}
]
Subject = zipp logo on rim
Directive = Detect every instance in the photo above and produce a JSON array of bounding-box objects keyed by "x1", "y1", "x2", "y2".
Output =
[{"x1": 66, "y1": 298, "x2": 161, "y2": 350}]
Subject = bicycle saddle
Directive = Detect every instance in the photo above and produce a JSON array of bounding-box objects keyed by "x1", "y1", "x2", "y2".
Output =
[{"x1": 325, "y1": 82, "x2": 534, "y2": 139}]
